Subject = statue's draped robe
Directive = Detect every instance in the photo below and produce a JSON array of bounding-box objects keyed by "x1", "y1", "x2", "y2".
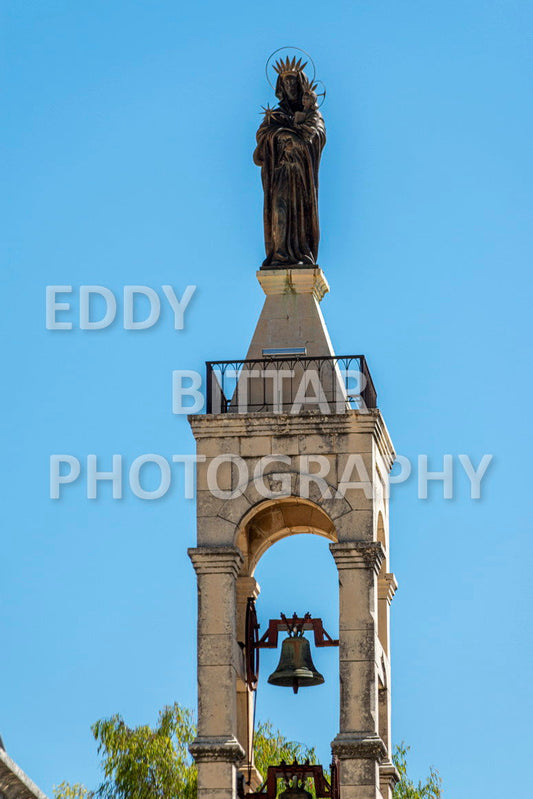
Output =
[{"x1": 254, "y1": 103, "x2": 326, "y2": 266}]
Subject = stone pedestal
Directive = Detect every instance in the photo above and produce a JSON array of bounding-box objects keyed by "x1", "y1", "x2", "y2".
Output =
[{"x1": 246, "y1": 267, "x2": 332, "y2": 360}]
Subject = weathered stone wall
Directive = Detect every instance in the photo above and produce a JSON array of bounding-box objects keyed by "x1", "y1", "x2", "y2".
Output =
[{"x1": 188, "y1": 408, "x2": 398, "y2": 799}]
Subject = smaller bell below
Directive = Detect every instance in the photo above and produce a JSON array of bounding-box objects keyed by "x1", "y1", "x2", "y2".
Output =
[
  {"x1": 267, "y1": 635, "x2": 325, "y2": 694},
  {"x1": 278, "y1": 787, "x2": 313, "y2": 799}
]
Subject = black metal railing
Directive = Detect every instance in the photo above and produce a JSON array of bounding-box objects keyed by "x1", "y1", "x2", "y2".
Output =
[{"x1": 205, "y1": 354, "x2": 377, "y2": 414}]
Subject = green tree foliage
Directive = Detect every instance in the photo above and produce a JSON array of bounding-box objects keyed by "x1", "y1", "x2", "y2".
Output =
[
  {"x1": 53, "y1": 707, "x2": 313, "y2": 799},
  {"x1": 54, "y1": 706, "x2": 442, "y2": 799},
  {"x1": 393, "y1": 743, "x2": 442, "y2": 799},
  {"x1": 252, "y1": 720, "x2": 317, "y2": 796},
  {"x1": 252, "y1": 720, "x2": 317, "y2": 778},
  {"x1": 53, "y1": 784, "x2": 89, "y2": 799},
  {"x1": 55, "y1": 704, "x2": 196, "y2": 799}
]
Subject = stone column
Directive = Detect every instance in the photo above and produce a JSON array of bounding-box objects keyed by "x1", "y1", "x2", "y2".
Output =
[
  {"x1": 330, "y1": 541, "x2": 387, "y2": 799},
  {"x1": 188, "y1": 547, "x2": 246, "y2": 799},
  {"x1": 377, "y1": 574, "x2": 399, "y2": 799}
]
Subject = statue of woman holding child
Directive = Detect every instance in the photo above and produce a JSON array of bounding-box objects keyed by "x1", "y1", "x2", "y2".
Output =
[{"x1": 254, "y1": 54, "x2": 326, "y2": 268}]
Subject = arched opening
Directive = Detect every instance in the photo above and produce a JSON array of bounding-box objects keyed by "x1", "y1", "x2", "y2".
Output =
[
  {"x1": 235, "y1": 497, "x2": 337, "y2": 576},
  {"x1": 235, "y1": 498, "x2": 340, "y2": 779},
  {"x1": 253, "y1": 534, "x2": 339, "y2": 773}
]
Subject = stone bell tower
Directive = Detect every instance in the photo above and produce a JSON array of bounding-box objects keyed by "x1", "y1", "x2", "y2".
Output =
[{"x1": 188, "y1": 51, "x2": 398, "y2": 799}]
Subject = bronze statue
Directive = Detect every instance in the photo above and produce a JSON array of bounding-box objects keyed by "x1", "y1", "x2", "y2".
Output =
[{"x1": 254, "y1": 56, "x2": 326, "y2": 268}]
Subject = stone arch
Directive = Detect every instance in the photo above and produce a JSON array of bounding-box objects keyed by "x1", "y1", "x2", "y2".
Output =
[{"x1": 234, "y1": 495, "x2": 339, "y2": 577}]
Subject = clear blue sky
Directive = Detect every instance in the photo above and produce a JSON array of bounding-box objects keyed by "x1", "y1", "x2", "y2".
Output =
[{"x1": 2, "y1": 2, "x2": 532, "y2": 798}]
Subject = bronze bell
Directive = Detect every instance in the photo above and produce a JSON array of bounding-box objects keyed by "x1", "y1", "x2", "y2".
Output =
[
  {"x1": 267, "y1": 634, "x2": 324, "y2": 693},
  {"x1": 278, "y1": 787, "x2": 313, "y2": 799}
]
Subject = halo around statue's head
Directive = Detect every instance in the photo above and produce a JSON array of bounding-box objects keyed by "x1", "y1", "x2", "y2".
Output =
[{"x1": 265, "y1": 46, "x2": 316, "y2": 89}]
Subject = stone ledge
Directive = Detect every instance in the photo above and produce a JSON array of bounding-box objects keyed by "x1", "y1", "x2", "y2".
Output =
[
  {"x1": 189, "y1": 410, "x2": 395, "y2": 471},
  {"x1": 237, "y1": 764, "x2": 263, "y2": 792},
  {"x1": 256, "y1": 267, "x2": 329, "y2": 302},
  {"x1": 379, "y1": 760, "x2": 400, "y2": 788},
  {"x1": 189, "y1": 736, "x2": 245, "y2": 764},
  {"x1": 330, "y1": 542, "x2": 386, "y2": 575},
  {"x1": 236, "y1": 576, "x2": 260, "y2": 603},
  {"x1": 188, "y1": 547, "x2": 244, "y2": 576},
  {"x1": 190, "y1": 409, "x2": 382, "y2": 437},
  {"x1": 378, "y1": 573, "x2": 398, "y2": 604},
  {"x1": 331, "y1": 733, "x2": 387, "y2": 762}
]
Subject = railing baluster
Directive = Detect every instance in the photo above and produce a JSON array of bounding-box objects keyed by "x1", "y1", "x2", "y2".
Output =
[
  {"x1": 204, "y1": 355, "x2": 377, "y2": 414},
  {"x1": 206, "y1": 362, "x2": 213, "y2": 414}
]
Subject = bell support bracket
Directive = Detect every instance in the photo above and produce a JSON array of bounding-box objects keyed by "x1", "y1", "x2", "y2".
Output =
[
  {"x1": 244, "y1": 598, "x2": 339, "y2": 692},
  {"x1": 245, "y1": 597, "x2": 261, "y2": 690},
  {"x1": 242, "y1": 758, "x2": 339, "y2": 799}
]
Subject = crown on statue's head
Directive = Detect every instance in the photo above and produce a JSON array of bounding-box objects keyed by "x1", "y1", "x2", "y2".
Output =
[{"x1": 273, "y1": 55, "x2": 308, "y2": 77}]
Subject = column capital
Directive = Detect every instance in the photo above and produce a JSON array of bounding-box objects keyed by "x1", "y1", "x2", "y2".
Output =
[
  {"x1": 331, "y1": 733, "x2": 387, "y2": 762},
  {"x1": 380, "y1": 760, "x2": 400, "y2": 789},
  {"x1": 330, "y1": 541, "x2": 385, "y2": 575},
  {"x1": 378, "y1": 573, "x2": 398, "y2": 604},
  {"x1": 188, "y1": 546, "x2": 244, "y2": 577},
  {"x1": 236, "y1": 575, "x2": 261, "y2": 603},
  {"x1": 189, "y1": 735, "x2": 245, "y2": 764}
]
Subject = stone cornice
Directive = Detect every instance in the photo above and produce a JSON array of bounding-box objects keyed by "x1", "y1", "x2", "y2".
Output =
[
  {"x1": 379, "y1": 761, "x2": 400, "y2": 788},
  {"x1": 372, "y1": 413, "x2": 396, "y2": 471},
  {"x1": 256, "y1": 267, "x2": 329, "y2": 302},
  {"x1": 331, "y1": 733, "x2": 387, "y2": 762},
  {"x1": 189, "y1": 736, "x2": 245, "y2": 764},
  {"x1": 189, "y1": 409, "x2": 395, "y2": 469},
  {"x1": 330, "y1": 542, "x2": 386, "y2": 576},
  {"x1": 188, "y1": 546, "x2": 244, "y2": 577},
  {"x1": 236, "y1": 575, "x2": 260, "y2": 602},
  {"x1": 378, "y1": 573, "x2": 398, "y2": 604},
  {"x1": 190, "y1": 409, "x2": 381, "y2": 438}
]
